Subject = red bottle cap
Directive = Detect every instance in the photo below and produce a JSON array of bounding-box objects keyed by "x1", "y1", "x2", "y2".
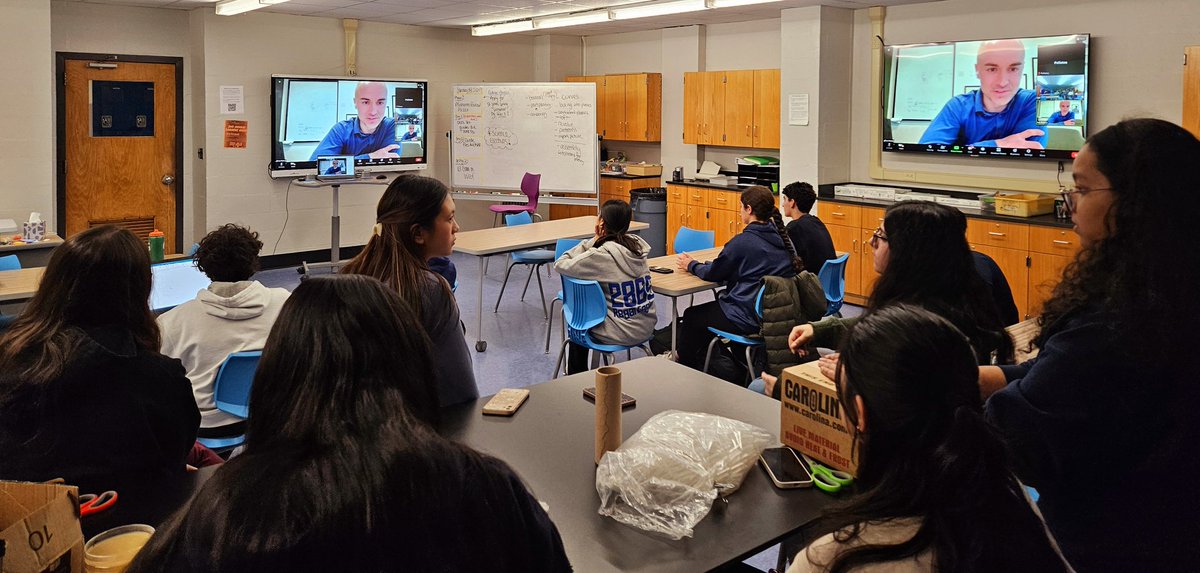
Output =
[{"x1": 149, "y1": 229, "x2": 164, "y2": 237}]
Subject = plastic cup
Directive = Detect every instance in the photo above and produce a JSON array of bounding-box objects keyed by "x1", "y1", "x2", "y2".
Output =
[{"x1": 84, "y1": 524, "x2": 155, "y2": 573}]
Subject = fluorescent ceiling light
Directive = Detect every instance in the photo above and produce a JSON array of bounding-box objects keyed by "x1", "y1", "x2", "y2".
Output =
[
  {"x1": 472, "y1": 20, "x2": 535, "y2": 36},
  {"x1": 534, "y1": 10, "x2": 612, "y2": 29},
  {"x1": 215, "y1": 0, "x2": 289, "y2": 16},
  {"x1": 610, "y1": 0, "x2": 708, "y2": 20},
  {"x1": 705, "y1": 0, "x2": 782, "y2": 7}
]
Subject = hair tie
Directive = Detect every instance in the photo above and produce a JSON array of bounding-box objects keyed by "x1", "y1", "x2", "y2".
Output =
[{"x1": 372, "y1": 223, "x2": 383, "y2": 237}]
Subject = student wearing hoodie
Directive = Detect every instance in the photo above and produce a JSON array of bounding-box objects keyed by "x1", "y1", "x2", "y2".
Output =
[
  {"x1": 554, "y1": 200, "x2": 657, "y2": 374},
  {"x1": 158, "y1": 224, "x2": 290, "y2": 439},
  {"x1": 675, "y1": 186, "x2": 804, "y2": 376}
]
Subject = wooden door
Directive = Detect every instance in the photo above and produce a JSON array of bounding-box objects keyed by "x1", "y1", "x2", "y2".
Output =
[
  {"x1": 724, "y1": 70, "x2": 755, "y2": 148},
  {"x1": 625, "y1": 74, "x2": 649, "y2": 142},
  {"x1": 683, "y1": 72, "x2": 702, "y2": 144},
  {"x1": 753, "y1": 69, "x2": 781, "y2": 148},
  {"x1": 701, "y1": 72, "x2": 726, "y2": 145},
  {"x1": 972, "y1": 244, "x2": 1029, "y2": 320},
  {"x1": 1027, "y1": 252, "x2": 1070, "y2": 318},
  {"x1": 1184, "y1": 46, "x2": 1200, "y2": 139},
  {"x1": 63, "y1": 58, "x2": 179, "y2": 252},
  {"x1": 603, "y1": 75, "x2": 626, "y2": 140},
  {"x1": 826, "y1": 224, "x2": 861, "y2": 296}
]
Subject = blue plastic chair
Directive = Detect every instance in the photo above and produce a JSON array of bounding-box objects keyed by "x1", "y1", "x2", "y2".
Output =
[
  {"x1": 495, "y1": 211, "x2": 556, "y2": 319},
  {"x1": 673, "y1": 226, "x2": 715, "y2": 254},
  {"x1": 0, "y1": 314, "x2": 15, "y2": 333},
  {"x1": 703, "y1": 285, "x2": 766, "y2": 385},
  {"x1": 195, "y1": 350, "x2": 261, "y2": 451},
  {"x1": 544, "y1": 238, "x2": 586, "y2": 353},
  {"x1": 187, "y1": 242, "x2": 200, "y2": 257},
  {"x1": 817, "y1": 253, "x2": 850, "y2": 317},
  {"x1": 0, "y1": 254, "x2": 20, "y2": 271},
  {"x1": 552, "y1": 277, "x2": 653, "y2": 378}
]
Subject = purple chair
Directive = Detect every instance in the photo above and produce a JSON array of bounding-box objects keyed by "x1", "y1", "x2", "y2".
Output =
[{"x1": 489, "y1": 172, "x2": 541, "y2": 227}]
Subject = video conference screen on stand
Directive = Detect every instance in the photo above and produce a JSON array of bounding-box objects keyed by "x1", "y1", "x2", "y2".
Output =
[
  {"x1": 269, "y1": 75, "x2": 429, "y2": 178},
  {"x1": 882, "y1": 33, "x2": 1090, "y2": 161}
]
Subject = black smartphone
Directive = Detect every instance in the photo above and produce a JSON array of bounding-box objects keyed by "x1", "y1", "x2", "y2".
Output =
[
  {"x1": 759, "y1": 446, "x2": 814, "y2": 489},
  {"x1": 649, "y1": 266, "x2": 674, "y2": 274},
  {"x1": 582, "y1": 387, "x2": 636, "y2": 408}
]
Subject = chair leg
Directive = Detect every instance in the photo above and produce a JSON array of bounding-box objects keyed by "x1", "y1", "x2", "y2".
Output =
[
  {"x1": 520, "y1": 264, "x2": 536, "y2": 300},
  {"x1": 745, "y1": 345, "x2": 756, "y2": 385},
  {"x1": 626, "y1": 349, "x2": 632, "y2": 361},
  {"x1": 552, "y1": 338, "x2": 571, "y2": 379},
  {"x1": 702, "y1": 337, "x2": 721, "y2": 374},
  {"x1": 494, "y1": 261, "x2": 518, "y2": 313},
  {"x1": 544, "y1": 298, "x2": 562, "y2": 353},
  {"x1": 534, "y1": 267, "x2": 548, "y2": 319}
]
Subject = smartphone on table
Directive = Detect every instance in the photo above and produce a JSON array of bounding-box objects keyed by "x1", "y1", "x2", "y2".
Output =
[
  {"x1": 759, "y1": 446, "x2": 814, "y2": 489},
  {"x1": 582, "y1": 387, "x2": 636, "y2": 408}
]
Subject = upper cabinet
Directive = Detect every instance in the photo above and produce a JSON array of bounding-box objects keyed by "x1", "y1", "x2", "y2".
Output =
[
  {"x1": 566, "y1": 73, "x2": 661, "y2": 142},
  {"x1": 683, "y1": 69, "x2": 780, "y2": 149}
]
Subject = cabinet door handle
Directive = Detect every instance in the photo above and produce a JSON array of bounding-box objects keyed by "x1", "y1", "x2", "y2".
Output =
[
  {"x1": 1052, "y1": 239, "x2": 1071, "y2": 245},
  {"x1": 988, "y1": 231, "x2": 1006, "y2": 237},
  {"x1": 746, "y1": 125, "x2": 750, "y2": 136},
  {"x1": 852, "y1": 239, "x2": 858, "y2": 253},
  {"x1": 832, "y1": 212, "x2": 846, "y2": 217}
]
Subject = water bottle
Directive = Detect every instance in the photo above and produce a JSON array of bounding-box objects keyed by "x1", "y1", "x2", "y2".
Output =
[{"x1": 148, "y1": 229, "x2": 165, "y2": 263}]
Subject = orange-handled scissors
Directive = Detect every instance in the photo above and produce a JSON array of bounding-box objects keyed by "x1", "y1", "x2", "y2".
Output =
[{"x1": 80, "y1": 490, "x2": 118, "y2": 516}]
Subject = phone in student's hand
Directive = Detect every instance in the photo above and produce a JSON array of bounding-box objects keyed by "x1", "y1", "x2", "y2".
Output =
[
  {"x1": 759, "y1": 446, "x2": 814, "y2": 489},
  {"x1": 582, "y1": 387, "x2": 636, "y2": 408}
]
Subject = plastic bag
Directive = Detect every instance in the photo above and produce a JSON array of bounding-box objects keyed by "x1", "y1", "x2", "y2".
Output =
[{"x1": 595, "y1": 410, "x2": 773, "y2": 540}]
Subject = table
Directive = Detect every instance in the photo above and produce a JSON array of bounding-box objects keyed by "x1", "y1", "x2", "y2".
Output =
[
  {"x1": 453, "y1": 216, "x2": 647, "y2": 352},
  {"x1": 81, "y1": 465, "x2": 217, "y2": 540},
  {"x1": 647, "y1": 247, "x2": 723, "y2": 356},
  {"x1": 439, "y1": 357, "x2": 831, "y2": 572},
  {"x1": 0, "y1": 234, "x2": 63, "y2": 267},
  {"x1": 0, "y1": 267, "x2": 44, "y2": 303}
]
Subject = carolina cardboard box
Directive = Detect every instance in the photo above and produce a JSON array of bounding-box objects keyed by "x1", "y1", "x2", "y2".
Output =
[
  {"x1": 623, "y1": 163, "x2": 662, "y2": 177},
  {"x1": 0, "y1": 481, "x2": 83, "y2": 573},
  {"x1": 779, "y1": 361, "x2": 859, "y2": 475}
]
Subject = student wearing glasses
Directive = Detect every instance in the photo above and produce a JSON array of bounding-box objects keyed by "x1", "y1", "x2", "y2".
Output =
[{"x1": 980, "y1": 118, "x2": 1200, "y2": 571}]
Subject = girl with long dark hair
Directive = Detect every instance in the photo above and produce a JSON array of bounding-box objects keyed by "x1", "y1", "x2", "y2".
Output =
[
  {"x1": 553, "y1": 199, "x2": 657, "y2": 374},
  {"x1": 789, "y1": 305, "x2": 1068, "y2": 573},
  {"x1": 341, "y1": 174, "x2": 477, "y2": 406},
  {"x1": 981, "y1": 118, "x2": 1200, "y2": 570},
  {"x1": 674, "y1": 185, "x2": 803, "y2": 378},
  {"x1": 128, "y1": 275, "x2": 571, "y2": 572},
  {"x1": 0, "y1": 226, "x2": 200, "y2": 491}
]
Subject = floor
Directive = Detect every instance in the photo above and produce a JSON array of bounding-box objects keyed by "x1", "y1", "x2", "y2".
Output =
[{"x1": 256, "y1": 252, "x2": 864, "y2": 572}]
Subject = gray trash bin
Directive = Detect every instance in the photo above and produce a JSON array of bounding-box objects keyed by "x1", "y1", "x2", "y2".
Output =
[{"x1": 629, "y1": 187, "x2": 667, "y2": 257}]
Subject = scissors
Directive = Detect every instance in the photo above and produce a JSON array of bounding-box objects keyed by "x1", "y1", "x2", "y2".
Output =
[
  {"x1": 79, "y1": 490, "x2": 118, "y2": 517},
  {"x1": 802, "y1": 455, "x2": 854, "y2": 494}
]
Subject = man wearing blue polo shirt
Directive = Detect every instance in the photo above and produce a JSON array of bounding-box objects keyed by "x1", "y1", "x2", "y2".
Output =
[
  {"x1": 309, "y1": 81, "x2": 400, "y2": 161},
  {"x1": 1046, "y1": 100, "x2": 1076, "y2": 125},
  {"x1": 919, "y1": 39, "x2": 1046, "y2": 149}
]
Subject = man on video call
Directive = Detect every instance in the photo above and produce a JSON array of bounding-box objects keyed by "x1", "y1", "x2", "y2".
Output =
[
  {"x1": 918, "y1": 39, "x2": 1047, "y2": 149},
  {"x1": 400, "y1": 123, "x2": 421, "y2": 142},
  {"x1": 309, "y1": 81, "x2": 400, "y2": 161},
  {"x1": 323, "y1": 159, "x2": 345, "y2": 175}
]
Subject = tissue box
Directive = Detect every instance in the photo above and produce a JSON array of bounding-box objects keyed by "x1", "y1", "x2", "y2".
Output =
[{"x1": 23, "y1": 221, "x2": 46, "y2": 243}]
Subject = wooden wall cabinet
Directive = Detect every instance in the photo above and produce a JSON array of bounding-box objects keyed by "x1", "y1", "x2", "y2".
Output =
[
  {"x1": 1184, "y1": 46, "x2": 1200, "y2": 139},
  {"x1": 567, "y1": 73, "x2": 661, "y2": 142},
  {"x1": 683, "y1": 69, "x2": 780, "y2": 149}
]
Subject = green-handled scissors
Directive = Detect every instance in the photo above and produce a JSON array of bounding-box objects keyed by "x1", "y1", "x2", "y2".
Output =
[{"x1": 803, "y1": 454, "x2": 854, "y2": 494}]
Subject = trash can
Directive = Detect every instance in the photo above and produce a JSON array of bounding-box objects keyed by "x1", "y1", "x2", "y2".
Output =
[{"x1": 629, "y1": 187, "x2": 667, "y2": 257}]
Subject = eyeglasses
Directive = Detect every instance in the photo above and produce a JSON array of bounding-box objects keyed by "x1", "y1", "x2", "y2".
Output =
[
  {"x1": 869, "y1": 226, "x2": 888, "y2": 246},
  {"x1": 1060, "y1": 186, "x2": 1113, "y2": 214}
]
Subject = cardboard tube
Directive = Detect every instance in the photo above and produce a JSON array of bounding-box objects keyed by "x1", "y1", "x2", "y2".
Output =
[{"x1": 595, "y1": 366, "x2": 622, "y2": 464}]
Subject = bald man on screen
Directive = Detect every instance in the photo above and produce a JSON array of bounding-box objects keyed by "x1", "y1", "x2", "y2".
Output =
[
  {"x1": 309, "y1": 82, "x2": 400, "y2": 161},
  {"x1": 918, "y1": 39, "x2": 1046, "y2": 149}
]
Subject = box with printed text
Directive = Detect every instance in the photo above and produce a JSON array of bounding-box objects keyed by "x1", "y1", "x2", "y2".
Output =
[
  {"x1": 0, "y1": 481, "x2": 84, "y2": 573},
  {"x1": 779, "y1": 361, "x2": 859, "y2": 475}
]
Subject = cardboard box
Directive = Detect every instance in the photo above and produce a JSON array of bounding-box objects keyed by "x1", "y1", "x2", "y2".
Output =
[
  {"x1": 623, "y1": 164, "x2": 662, "y2": 176},
  {"x1": 0, "y1": 482, "x2": 83, "y2": 573},
  {"x1": 779, "y1": 362, "x2": 859, "y2": 475}
]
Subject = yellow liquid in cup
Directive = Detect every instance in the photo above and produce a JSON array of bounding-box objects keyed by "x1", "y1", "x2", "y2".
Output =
[{"x1": 85, "y1": 525, "x2": 154, "y2": 573}]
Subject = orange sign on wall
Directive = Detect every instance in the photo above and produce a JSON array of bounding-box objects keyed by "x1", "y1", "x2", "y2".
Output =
[{"x1": 223, "y1": 120, "x2": 247, "y2": 148}]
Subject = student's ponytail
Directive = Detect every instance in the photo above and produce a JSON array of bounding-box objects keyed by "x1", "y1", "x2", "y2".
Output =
[{"x1": 771, "y1": 208, "x2": 805, "y2": 273}]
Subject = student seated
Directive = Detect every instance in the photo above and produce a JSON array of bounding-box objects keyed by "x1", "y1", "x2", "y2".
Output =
[
  {"x1": 980, "y1": 118, "x2": 1200, "y2": 570},
  {"x1": 787, "y1": 305, "x2": 1070, "y2": 572},
  {"x1": 781, "y1": 181, "x2": 836, "y2": 272},
  {"x1": 128, "y1": 275, "x2": 571, "y2": 572},
  {"x1": 341, "y1": 174, "x2": 478, "y2": 406},
  {"x1": 675, "y1": 185, "x2": 804, "y2": 379},
  {"x1": 0, "y1": 226, "x2": 200, "y2": 491},
  {"x1": 158, "y1": 224, "x2": 290, "y2": 438},
  {"x1": 554, "y1": 199, "x2": 657, "y2": 374},
  {"x1": 783, "y1": 201, "x2": 1012, "y2": 387}
]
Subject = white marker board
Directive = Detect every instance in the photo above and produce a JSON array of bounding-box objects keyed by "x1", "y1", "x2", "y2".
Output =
[
  {"x1": 890, "y1": 44, "x2": 955, "y2": 121},
  {"x1": 451, "y1": 83, "x2": 598, "y2": 194}
]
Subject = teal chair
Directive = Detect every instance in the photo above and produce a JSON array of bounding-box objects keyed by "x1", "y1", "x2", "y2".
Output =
[
  {"x1": 817, "y1": 253, "x2": 850, "y2": 317},
  {"x1": 195, "y1": 350, "x2": 261, "y2": 452},
  {"x1": 552, "y1": 276, "x2": 653, "y2": 378},
  {"x1": 0, "y1": 254, "x2": 20, "y2": 271},
  {"x1": 495, "y1": 211, "x2": 555, "y2": 319},
  {"x1": 673, "y1": 226, "x2": 714, "y2": 253},
  {"x1": 702, "y1": 285, "x2": 766, "y2": 385},
  {"x1": 544, "y1": 238, "x2": 586, "y2": 353}
]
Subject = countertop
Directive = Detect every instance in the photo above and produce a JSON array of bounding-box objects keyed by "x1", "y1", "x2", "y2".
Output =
[
  {"x1": 600, "y1": 172, "x2": 661, "y2": 179},
  {"x1": 820, "y1": 195, "x2": 1072, "y2": 229},
  {"x1": 667, "y1": 179, "x2": 746, "y2": 192}
]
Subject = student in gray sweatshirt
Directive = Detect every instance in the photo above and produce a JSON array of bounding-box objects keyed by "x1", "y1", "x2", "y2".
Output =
[{"x1": 554, "y1": 200, "x2": 657, "y2": 374}]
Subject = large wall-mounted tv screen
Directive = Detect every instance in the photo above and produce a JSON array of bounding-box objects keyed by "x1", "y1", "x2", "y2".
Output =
[
  {"x1": 270, "y1": 75, "x2": 429, "y2": 178},
  {"x1": 882, "y1": 34, "x2": 1090, "y2": 161}
]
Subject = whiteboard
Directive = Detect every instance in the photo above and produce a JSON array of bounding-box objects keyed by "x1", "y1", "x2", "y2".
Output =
[
  {"x1": 284, "y1": 81, "x2": 339, "y2": 142},
  {"x1": 890, "y1": 44, "x2": 955, "y2": 121},
  {"x1": 451, "y1": 83, "x2": 597, "y2": 194}
]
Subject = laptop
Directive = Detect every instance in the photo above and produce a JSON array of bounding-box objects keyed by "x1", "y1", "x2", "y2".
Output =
[
  {"x1": 315, "y1": 155, "x2": 356, "y2": 180},
  {"x1": 150, "y1": 259, "x2": 212, "y2": 313}
]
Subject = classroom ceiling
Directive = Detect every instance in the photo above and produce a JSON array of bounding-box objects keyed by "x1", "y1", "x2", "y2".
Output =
[{"x1": 66, "y1": 0, "x2": 939, "y2": 34}]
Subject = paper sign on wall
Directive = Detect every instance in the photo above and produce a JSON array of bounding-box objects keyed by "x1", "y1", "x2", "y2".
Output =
[
  {"x1": 788, "y1": 94, "x2": 810, "y2": 126},
  {"x1": 220, "y1": 85, "x2": 244, "y2": 114},
  {"x1": 224, "y1": 120, "x2": 247, "y2": 148}
]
